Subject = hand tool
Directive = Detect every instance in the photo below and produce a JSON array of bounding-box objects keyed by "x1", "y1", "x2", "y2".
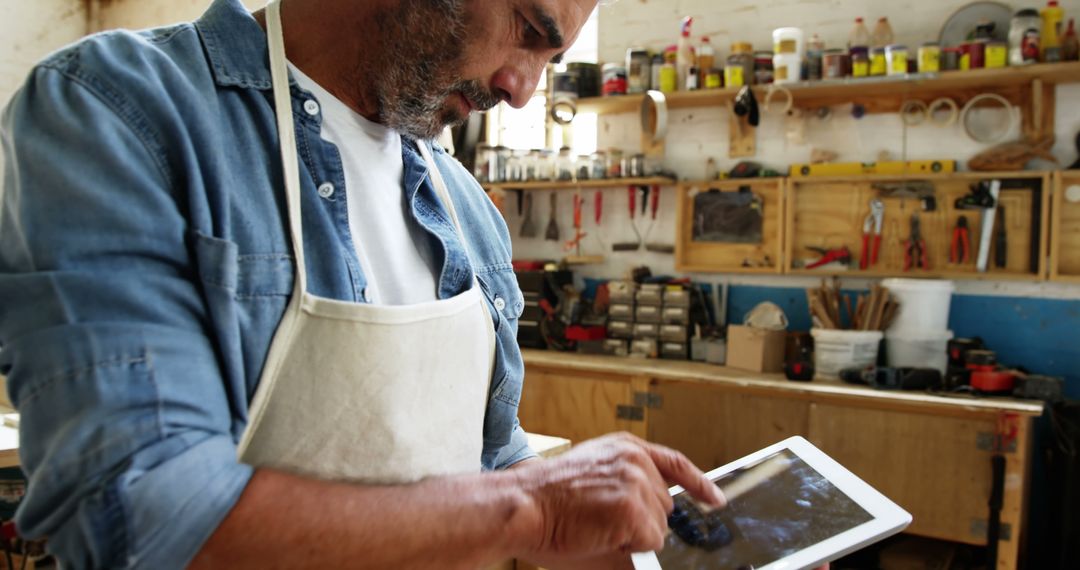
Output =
[
  {"x1": 643, "y1": 185, "x2": 675, "y2": 254},
  {"x1": 973, "y1": 180, "x2": 1001, "y2": 272},
  {"x1": 950, "y1": 215, "x2": 971, "y2": 264},
  {"x1": 903, "y1": 213, "x2": 928, "y2": 271},
  {"x1": 612, "y1": 186, "x2": 642, "y2": 251},
  {"x1": 564, "y1": 192, "x2": 587, "y2": 252},
  {"x1": 544, "y1": 191, "x2": 560, "y2": 241},
  {"x1": 859, "y1": 199, "x2": 884, "y2": 270},
  {"x1": 805, "y1": 246, "x2": 852, "y2": 270},
  {"x1": 519, "y1": 192, "x2": 537, "y2": 238},
  {"x1": 994, "y1": 205, "x2": 1007, "y2": 269}
]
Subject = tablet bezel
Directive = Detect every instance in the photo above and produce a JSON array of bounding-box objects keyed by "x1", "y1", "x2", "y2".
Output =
[{"x1": 631, "y1": 436, "x2": 912, "y2": 570}]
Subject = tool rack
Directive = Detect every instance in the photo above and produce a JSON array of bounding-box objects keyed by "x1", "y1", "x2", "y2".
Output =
[
  {"x1": 785, "y1": 172, "x2": 1050, "y2": 281},
  {"x1": 674, "y1": 178, "x2": 785, "y2": 274},
  {"x1": 1050, "y1": 170, "x2": 1080, "y2": 283}
]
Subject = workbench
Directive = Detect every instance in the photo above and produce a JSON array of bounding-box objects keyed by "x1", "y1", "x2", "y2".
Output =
[{"x1": 517, "y1": 349, "x2": 1044, "y2": 570}]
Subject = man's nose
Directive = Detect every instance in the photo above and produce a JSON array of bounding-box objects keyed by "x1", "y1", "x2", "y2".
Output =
[{"x1": 490, "y1": 61, "x2": 544, "y2": 109}]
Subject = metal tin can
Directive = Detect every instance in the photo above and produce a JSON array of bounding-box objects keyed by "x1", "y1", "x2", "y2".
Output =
[
  {"x1": 753, "y1": 50, "x2": 774, "y2": 84},
  {"x1": 850, "y1": 51, "x2": 868, "y2": 77},
  {"x1": 568, "y1": 62, "x2": 600, "y2": 98},
  {"x1": 869, "y1": 47, "x2": 887, "y2": 76},
  {"x1": 918, "y1": 42, "x2": 941, "y2": 73},
  {"x1": 705, "y1": 69, "x2": 723, "y2": 89},
  {"x1": 942, "y1": 46, "x2": 961, "y2": 71},
  {"x1": 823, "y1": 49, "x2": 849, "y2": 78},
  {"x1": 626, "y1": 48, "x2": 651, "y2": 93},
  {"x1": 985, "y1": 41, "x2": 1008, "y2": 68},
  {"x1": 552, "y1": 70, "x2": 579, "y2": 100},
  {"x1": 659, "y1": 63, "x2": 677, "y2": 93},
  {"x1": 602, "y1": 63, "x2": 628, "y2": 96},
  {"x1": 961, "y1": 40, "x2": 987, "y2": 70},
  {"x1": 886, "y1": 44, "x2": 908, "y2": 75}
]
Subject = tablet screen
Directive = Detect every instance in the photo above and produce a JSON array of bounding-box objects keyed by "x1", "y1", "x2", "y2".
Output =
[{"x1": 659, "y1": 449, "x2": 875, "y2": 569}]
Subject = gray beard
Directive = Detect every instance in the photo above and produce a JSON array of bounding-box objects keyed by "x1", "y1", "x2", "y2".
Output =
[{"x1": 370, "y1": 0, "x2": 499, "y2": 139}]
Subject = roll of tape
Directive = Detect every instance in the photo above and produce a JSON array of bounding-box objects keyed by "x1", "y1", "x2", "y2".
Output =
[
  {"x1": 640, "y1": 90, "x2": 669, "y2": 144},
  {"x1": 927, "y1": 97, "x2": 959, "y2": 127},
  {"x1": 900, "y1": 99, "x2": 928, "y2": 126},
  {"x1": 550, "y1": 97, "x2": 578, "y2": 125},
  {"x1": 960, "y1": 93, "x2": 1015, "y2": 144},
  {"x1": 762, "y1": 85, "x2": 794, "y2": 115}
]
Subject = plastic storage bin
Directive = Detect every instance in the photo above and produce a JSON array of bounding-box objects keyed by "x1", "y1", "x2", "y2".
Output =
[
  {"x1": 886, "y1": 329, "x2": 954, "y2": 373},
  {"x1": 811, "y1": 328, "x2": 884, "y2": 379},
  {"x1": 881, "y1": 278, "x2": 955, "y2": 332}
]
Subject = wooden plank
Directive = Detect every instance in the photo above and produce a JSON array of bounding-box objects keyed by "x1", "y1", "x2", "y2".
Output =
[
  {"x1": 728, "y1": 106, "x2": 756, "y2": 158},
  {"x1": 674, "y1": 179, "x2": 783, "y2": 274},
  {"x1": 647, "y1": 380, "x2": 810, "y2": 472},
  {"x1": 806, "y1": 403, "x2": 998, "y2": 545},
  {"x1": 525, "y1": 432, "x2": 572, "y2": 458},
  {"x1": 522, "y1": 351, "x2": 1045, "y2": 418},
  {"x1": 517, "y1": 367, "x2": 636, "y2": 443}
]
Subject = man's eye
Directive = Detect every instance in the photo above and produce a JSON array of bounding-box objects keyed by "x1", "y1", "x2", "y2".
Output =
[{"x1": 523, "y1": 18, "x2": 540, "y2": 40}]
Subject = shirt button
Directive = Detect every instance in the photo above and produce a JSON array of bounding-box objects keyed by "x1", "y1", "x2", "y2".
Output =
[
  {"x1": 303, "y1": 100, "x2": 320, "y2": 116},
  {"x1": 317, "y1": 182, "x2": 335, "y2": 198},
  {"x1": 494, "y1": 298, "x2": 506, "y2": 311}
]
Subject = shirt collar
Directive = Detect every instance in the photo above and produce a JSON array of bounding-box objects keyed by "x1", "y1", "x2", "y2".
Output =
[{"x1": 194, "y1": 0, "x2": 277, "y2": 90}]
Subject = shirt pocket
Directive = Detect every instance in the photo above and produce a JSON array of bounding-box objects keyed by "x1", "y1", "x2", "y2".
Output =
[{"x1": 190, "y1": 231, "x2": 293, "y2": 299}]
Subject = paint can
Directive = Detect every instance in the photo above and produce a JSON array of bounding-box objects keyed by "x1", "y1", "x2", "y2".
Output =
[
  {"x1": 823, "y1": 49, "x2": 849, "y2": 78},
  {"x1": 869, "y1": 47, "x2": 887, "y2": 76},
  {"x1": 918, "y1": 42, "x2": 941, "y2": 73},
  {"x1": 602, "y1": 63, "x2": 628, "y2": 96},
  {"x1": 941, "y1": 46, "x2": 961, "y2": 71},
  {"x1": 985, "y1": 41, "x2": 1008, "y2": 68},
  {"x1": 886, "y1": 44, "x2": 908, "y2": 75},
  {"x1": 568, "y1": 62, "x2": 600, "y2": 98}
]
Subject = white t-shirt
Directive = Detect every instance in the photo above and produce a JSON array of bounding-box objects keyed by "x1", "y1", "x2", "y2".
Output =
[{"x1": 290, "y1": 65, "x2": 438, "y2": 305}]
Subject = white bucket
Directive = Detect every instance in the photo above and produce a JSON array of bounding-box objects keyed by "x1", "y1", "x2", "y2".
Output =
[
  {"x1": 886, "y1": 329, "x2": 954, "y2": 373},
  {"x1": 881, "y1": 278, "x2": 955, "y2": 333},
  {"x1": 811, "y1": 328, "x2": 884, "y2": 380}
]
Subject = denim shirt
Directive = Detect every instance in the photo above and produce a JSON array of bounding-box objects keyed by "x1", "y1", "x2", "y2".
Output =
[{"x1": 0, "y1": 0, "x2": 532, "y2": 567}]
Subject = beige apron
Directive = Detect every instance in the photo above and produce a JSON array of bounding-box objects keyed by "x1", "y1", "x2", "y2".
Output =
[{"x1": 237, "y1": 0, "x2": 496, "y2": 485}]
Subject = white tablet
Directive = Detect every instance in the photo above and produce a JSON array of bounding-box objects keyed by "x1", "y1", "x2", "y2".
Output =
[{"x1": 632, "y1": 436, "x2": 911, "y2": 570}]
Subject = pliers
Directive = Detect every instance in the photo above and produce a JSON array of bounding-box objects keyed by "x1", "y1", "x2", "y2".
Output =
[
  {"x1": 950, "y1": 215, "x2": 971, "y2": 264},
  {"x1": 904, "y1": 213, "x2": 929, "y2": 271},
  {"x1": 806, "y1": 246, "x2": 852, "y2": 269},
  {"x1": 860, "y1": 199, "x2": 884, "y2": 270}
]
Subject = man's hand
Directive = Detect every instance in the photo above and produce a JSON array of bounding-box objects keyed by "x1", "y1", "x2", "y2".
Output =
[{"x1": 509, "y1": 432, "x2": 725, "y2": 564}]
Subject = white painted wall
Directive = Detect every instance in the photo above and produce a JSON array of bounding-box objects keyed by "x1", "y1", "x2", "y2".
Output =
[
  {"x1": 511, "y1": 0, "x2": 1080, "y2": 300},
  {"x1": 92, "y1": 0, "x2": 264, "y2": 33}
]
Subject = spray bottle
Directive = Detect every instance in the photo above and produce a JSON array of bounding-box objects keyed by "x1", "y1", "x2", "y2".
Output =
[{"x1": 677, "y1": 17, "x2": 695, "y2": 91}]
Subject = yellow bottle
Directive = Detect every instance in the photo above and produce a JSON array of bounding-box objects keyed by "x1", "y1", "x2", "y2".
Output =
[{"x1": 1042, "y1": 0, "x2": 1065, "y2": 54}]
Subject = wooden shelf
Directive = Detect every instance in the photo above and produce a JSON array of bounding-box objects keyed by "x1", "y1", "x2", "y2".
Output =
[
  {"x1": 482, "y1": 176, "x2": 675, "y2": 192},
  {"x1": 576, "y1": 62, "x2": 1080, "y2": 116},
  {"x1": 675, "y1": 179, "x2": 785, "y2": 275}
]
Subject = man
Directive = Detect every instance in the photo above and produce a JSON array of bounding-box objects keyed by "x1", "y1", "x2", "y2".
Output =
[{"x1": 0, "y1": 0, "x2": 725, "y2": 568}]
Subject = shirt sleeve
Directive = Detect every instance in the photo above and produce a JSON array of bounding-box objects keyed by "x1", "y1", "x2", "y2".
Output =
[
  {"x1": 0, "y1": 62, "x2": 252, "y2": 568},
  {"x1": 492, "y1": 419, "x2": 538, "y2": 470}
]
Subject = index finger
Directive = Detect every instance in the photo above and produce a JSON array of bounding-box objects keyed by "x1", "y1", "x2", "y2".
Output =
[{"x1": 643, "y1": 443, "x2": 727, "y2": 509}]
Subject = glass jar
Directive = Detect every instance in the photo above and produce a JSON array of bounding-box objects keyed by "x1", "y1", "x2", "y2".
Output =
[
  {"x1": 590, "y1": 151, "x2": 608, "y2": 180},
  {"x1": 492, "y1": 145, "x2": 511, "y2": 183},
  {"x1": 725, "y1": 42, "x2": 754, "y2": 87},
  {"x1": 474, "y1": 144, "x2": 494, "y2": 183},
  {"x1": 606, "y1": 149, "x2": 624, "y2": 178},
  {"x1": 626, "y1": 48, "x2": 651, "y2": 94},
  {"x1": 753, "y1": 50, "x2": 774, "y2": 84},
  {"x1": 576, "y1": 155, "x2": 592, "y2": 181},
  {"x1": 537, "y1": 150, "x2": 556, "y2": 181},
  {"x1": 556, "y1": 147, "x2": 575, "y2": 181},
  {"x1": 525, "y1": 150, "x2": 541, "y2": 181}
]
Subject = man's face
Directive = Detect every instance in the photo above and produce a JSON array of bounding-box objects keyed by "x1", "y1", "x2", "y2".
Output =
[{"x1": 373, "y1": 0, "x2": 596, "y2": 139}]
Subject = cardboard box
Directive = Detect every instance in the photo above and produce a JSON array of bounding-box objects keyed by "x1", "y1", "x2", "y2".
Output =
[{"x1": 726, "y1": 325, "x2": 786, "y2": 373}]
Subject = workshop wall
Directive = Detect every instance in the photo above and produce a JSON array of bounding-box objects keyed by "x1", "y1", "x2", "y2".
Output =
[
  {"x1": 509, "y1": 0, "x2": 1080, "y2": 393},
  {"x1": 89, "y1": 0, "x2": 263, "y2": 33}
]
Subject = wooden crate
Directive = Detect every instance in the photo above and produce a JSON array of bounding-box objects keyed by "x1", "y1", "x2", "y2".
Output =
[
  {"x1": 674, "y1": 179, "x2": 785, "y2": 274},
  {"x1": 784, "y1": 172, "x2": 1049, "y2": 281},
  {"x1": 1050, "y1": 170, "x2": 1080, "y2": 283}
]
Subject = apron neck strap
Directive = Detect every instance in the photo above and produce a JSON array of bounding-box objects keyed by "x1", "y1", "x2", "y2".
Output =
[{"x1": 266, "y1": 0, "x2": 308, "y2": 295}]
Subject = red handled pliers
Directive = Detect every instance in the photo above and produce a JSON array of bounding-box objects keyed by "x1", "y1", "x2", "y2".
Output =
[
  {"x1": 860, "y1": 199, "x2": 884, "y2": 270},
  {"x1": 904, "y1": 213, "x2": 929, "y2": 271},
  {"x1": 806, "y1": 246, "x2": 852, "y2": 269},
  {"x1": 950, "y1": 215, "x2": 971, "y2": 264}
]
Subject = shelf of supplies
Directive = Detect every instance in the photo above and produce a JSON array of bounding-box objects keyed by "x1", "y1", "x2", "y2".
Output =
[
  {"x1": 576, "y1": 61, "x2": 1080, "y2": 116},
  {"x1": 482, "y1": 176, "x2": 676, "y2": 192}
]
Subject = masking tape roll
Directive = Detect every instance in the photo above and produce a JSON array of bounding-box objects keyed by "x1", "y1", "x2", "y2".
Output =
[
  {"x1": 927, "y1": 97, "x2": 959, "y2": 127},
  {"x1": 640, "y1": 90, "x2": 669, "y2": 144},
  {"x1": 550, "y1": 97, "x2": 578, "y2": 126},
  {"x1": 762, "y1": 85, "x2": 794, "y2": 115},
  {"x1": 900, "y1": 99, "x2": 928, "y2": 126},
  {"x1": 960, "y1": 93, "x2": 1015, "y2": 144}
]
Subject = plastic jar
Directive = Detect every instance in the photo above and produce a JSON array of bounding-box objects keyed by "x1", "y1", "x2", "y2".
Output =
[
  {"x1": 1010, "y1": 9, "x2": 1042, "y2": 65},
  {"x1": 869, "y1": 47, "x2": 887, "y2": 76},
  {"x1": 771, "y1": 27, "x2": 805, "y2": 84}
]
